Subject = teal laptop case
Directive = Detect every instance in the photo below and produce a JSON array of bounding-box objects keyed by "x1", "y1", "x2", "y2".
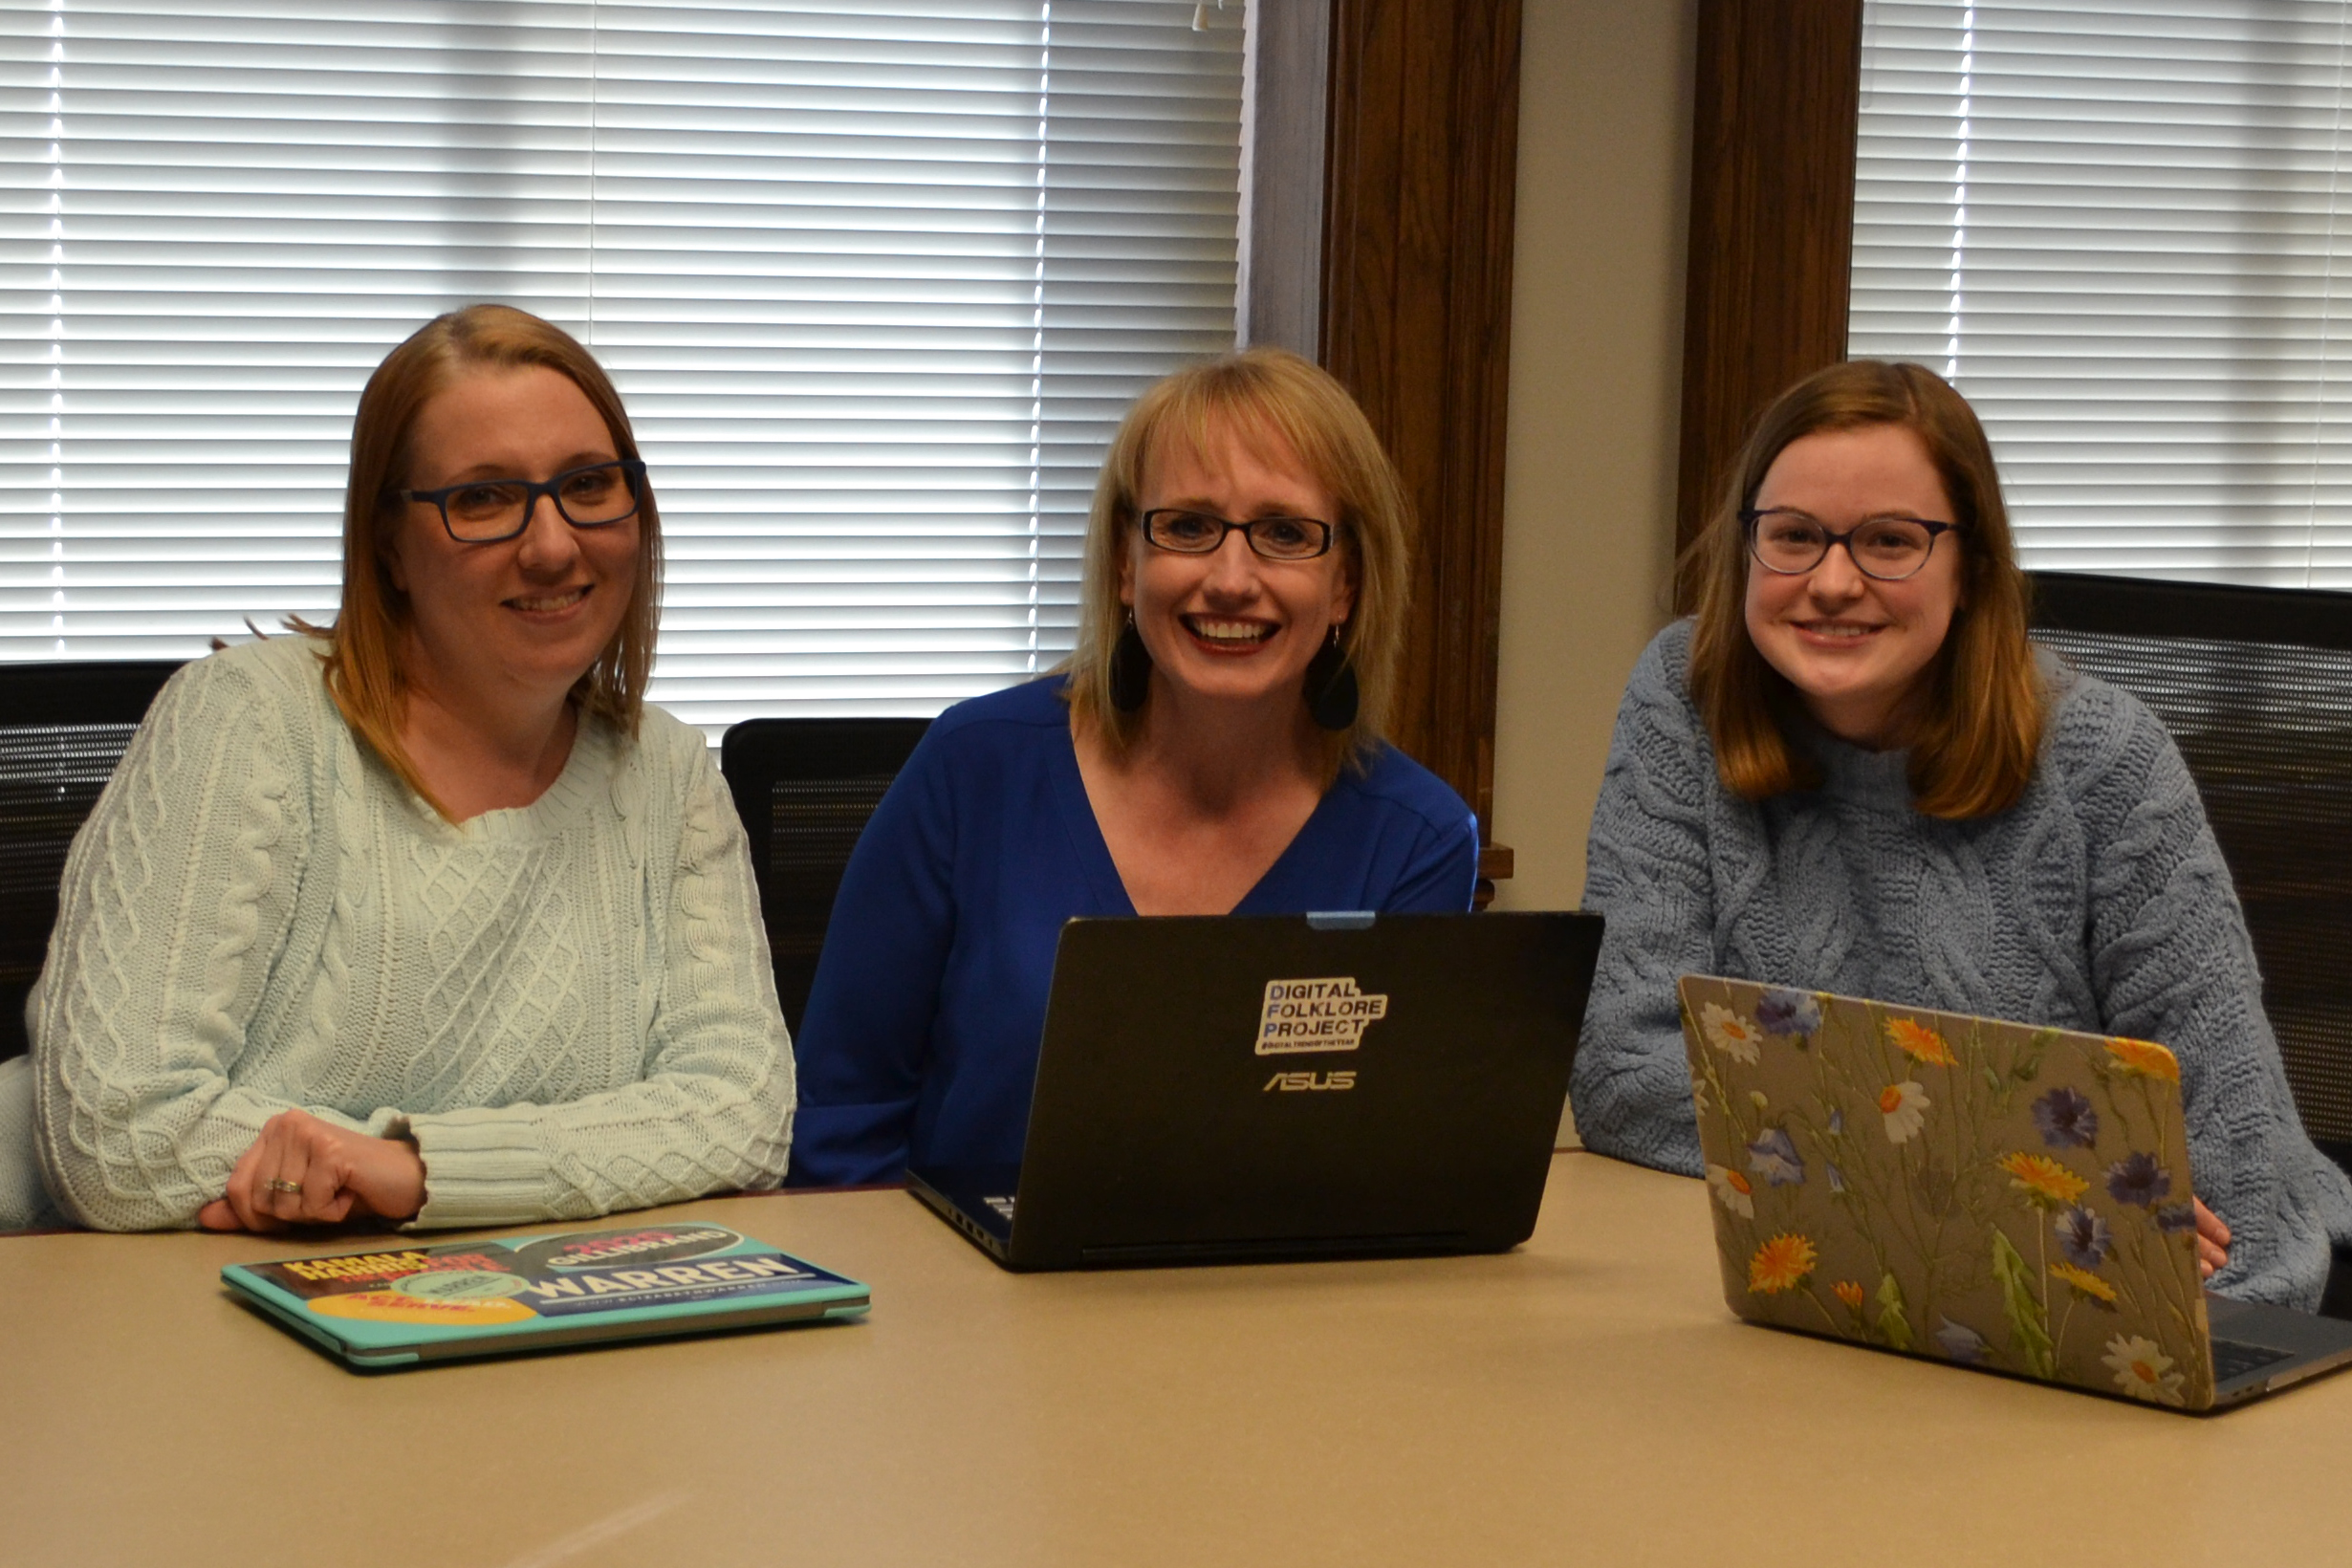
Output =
[{"x1": 222, "y1": 1220, "x2": 869, "y2": 1369}]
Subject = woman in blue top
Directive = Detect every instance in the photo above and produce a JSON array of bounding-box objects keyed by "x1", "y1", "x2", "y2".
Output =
[{"x1": 789, "y1": 349, "x2": 1479, "y2": 1185}]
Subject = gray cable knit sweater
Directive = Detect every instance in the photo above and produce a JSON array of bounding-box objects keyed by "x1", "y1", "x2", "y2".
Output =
[{"x1": 1577, "y1": 620, "x2": 2352, "y2": 1309}]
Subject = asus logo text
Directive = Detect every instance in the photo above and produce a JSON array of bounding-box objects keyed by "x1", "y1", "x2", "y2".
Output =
[{"x1": 1263, "y1": 1070, "x2": 1357, "y2": 1092}]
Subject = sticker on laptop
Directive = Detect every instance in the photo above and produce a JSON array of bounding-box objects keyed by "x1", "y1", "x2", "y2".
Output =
[
  {"x1": 1254, "y1": 977, "x2": 1388, "y2": 1055},
  {"x1": 307, "y1": 1290, "x2": 539, "y2": 1327},
  {"x1": 510, "y1": 1224, "x2": 745, "y2": 1274}
]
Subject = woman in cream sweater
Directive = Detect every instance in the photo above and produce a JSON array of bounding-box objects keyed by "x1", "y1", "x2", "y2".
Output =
[{"x1": 2, "y1": 304, "x2": 793, "y2": 1232}]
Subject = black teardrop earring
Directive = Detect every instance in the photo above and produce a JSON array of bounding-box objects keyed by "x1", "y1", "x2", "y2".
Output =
[
  {"x1": 1304, "y1": 625, "x2": 1359, "y2": 731},
  {"x1": 1110, "y1": 613, "x2": 1153, "y2": 712}
]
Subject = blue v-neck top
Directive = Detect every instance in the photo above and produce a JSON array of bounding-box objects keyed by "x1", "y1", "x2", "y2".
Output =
[{"x1": 785, "y1": 675, "x2": 1479, "y2": 1186}]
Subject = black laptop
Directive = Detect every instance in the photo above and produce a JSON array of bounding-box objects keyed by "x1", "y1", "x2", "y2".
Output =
[{"x1": 906, "y1": 910, "x2": 1602, "y2": 1271}]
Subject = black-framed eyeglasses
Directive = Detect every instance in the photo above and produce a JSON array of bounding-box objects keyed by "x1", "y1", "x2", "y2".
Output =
[
  {"x1": 1739, "y1": 508, "x2": 1963, "y2": 582},
  {"x1": 1141, "y1": 508, "x2": 1334, "y2": 562},
  {"x1": 402, "y1": 458, "x2": 649, "y2": 544}
]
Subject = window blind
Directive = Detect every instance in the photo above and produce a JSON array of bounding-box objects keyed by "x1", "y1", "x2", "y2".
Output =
[
  {"x1": 0, "y1": 0, "x2": 1244, "y2": 730},
  {"x1": 1851, "y1": 0, "x2": 2352, "y2": 588}
]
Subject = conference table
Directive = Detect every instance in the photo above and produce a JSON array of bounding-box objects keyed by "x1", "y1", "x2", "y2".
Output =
[{"x1": 3, "y1": 1151, "x2": 2345, "y2": 1568}]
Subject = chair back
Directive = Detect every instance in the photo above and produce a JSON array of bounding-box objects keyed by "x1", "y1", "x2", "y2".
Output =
[
  {"x1": 2030, "y1": 572, "x2": 2352, "y2": 1174},
  {"x1": 1, "y1": 660, "x2": 185, "y2": 1061},
  {"x1": 719, "y1": 717, "x2": 932, "y2": 1036}
]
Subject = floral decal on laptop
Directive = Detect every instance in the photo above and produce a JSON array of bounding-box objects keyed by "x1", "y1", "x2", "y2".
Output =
[{"x1": 1679, "y1": 978, "x2": 2214, "y2": 1409}]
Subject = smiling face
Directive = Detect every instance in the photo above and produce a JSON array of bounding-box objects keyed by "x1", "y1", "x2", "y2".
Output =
[
  {"x1": 384, "y1": 363, "x2": 641, "y2": 711},
  {"x1": 1121, "y1": 420, "x2": 1356, "y2": 713},
  {"x1": 1742, "y1": 423, "x2": 1964, "y2": 748}
]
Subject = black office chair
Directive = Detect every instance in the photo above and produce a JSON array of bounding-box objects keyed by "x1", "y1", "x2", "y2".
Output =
[
  {"x1": 2029, "y1": 571, "x2": 2352, "y2": 1176},
  {"x1": 719, "y1": 718, "x2": 933, "y2": 1037},
  {"x1": 1, "y1": 660, "x2": 185, "y2": 1062}
]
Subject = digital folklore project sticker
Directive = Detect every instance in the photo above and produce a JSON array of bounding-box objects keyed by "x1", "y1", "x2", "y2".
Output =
[{"x1": 1253, "y1": 976, "x2": 1389, "y2": 1055}]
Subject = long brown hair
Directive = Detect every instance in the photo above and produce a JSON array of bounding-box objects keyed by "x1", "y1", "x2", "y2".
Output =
[
  {"x1": 1064, "y1": 348, "x2": 1412, "y2": 781},
  {"x1": 305, "y1": 304, "x2": 662, "y2": 817},
  {"x1": 1683, "y1": 359, "x2": 2041, "y2": 819}
]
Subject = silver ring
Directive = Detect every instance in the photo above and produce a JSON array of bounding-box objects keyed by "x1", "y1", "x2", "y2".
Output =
[{"x1": 266, "y1": 1178, "x2": 303, "y2": 1195}]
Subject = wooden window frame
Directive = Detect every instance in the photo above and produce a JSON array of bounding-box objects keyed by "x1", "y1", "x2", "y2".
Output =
[
  {"x1": 1673, "y1": 0, "x2": 1866, "y2": 574},
  {"x1": 1318, "y1": 0, "x2": 1523, "y2": 893}
]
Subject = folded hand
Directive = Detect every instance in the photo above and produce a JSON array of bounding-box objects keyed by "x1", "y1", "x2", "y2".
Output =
[{"x1": 197, "y1": 1109, "x2": 425, "y2": 1232}]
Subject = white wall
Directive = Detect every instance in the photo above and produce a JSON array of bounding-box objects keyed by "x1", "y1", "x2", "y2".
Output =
[{"x1": 1489, "y1": 0, "x2": 1698, "y2": 1141}]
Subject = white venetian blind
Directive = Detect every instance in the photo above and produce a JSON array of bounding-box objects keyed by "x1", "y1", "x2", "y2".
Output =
[
  {"x1": 0, "y1": 0, "x2": 1243, "y2": 728},
  {"x1": 1851, "y1": 0, "x2": 2352, "y2": 588}
]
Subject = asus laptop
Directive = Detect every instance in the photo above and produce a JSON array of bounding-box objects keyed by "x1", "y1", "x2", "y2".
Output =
[
  {"x1": 1678, "y1": 974, "x2": 2352, "y2": 1411},
  {"x1": 223, "y1": 1221, "x2": 869, "y2": 1369},
  {"x1": 908, "y1": 910, "x2": 1601, "y2": 1271}
]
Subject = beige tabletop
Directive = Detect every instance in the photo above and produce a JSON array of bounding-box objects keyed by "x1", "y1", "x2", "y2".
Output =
[{"x1": 3, "y1": 1150, "x2": 2346, "y2": 1568}]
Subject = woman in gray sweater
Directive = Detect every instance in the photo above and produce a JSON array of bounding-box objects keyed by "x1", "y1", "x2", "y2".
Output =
[{"x1": 1576, "y1": 359, "x2": 2352, "y2": 1309}]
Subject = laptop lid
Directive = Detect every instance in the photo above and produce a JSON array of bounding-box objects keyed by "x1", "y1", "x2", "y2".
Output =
[
  {"x1": 1675, "y1": 974, "x2": 2352, "y2": 1412},
  {"x1": 222, "y1": 1222, "x2": 870, "y2": 1369},
  {"x1": 924, "y1": 910, "x2": 1599, "y2": 1271}
]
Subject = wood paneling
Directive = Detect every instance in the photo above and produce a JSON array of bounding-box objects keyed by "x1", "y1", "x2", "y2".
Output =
[
  {"x1": 1321, "y1": 0, "x2": 1522, "y2": 854},
  {"x1": 1674, "y1": 0, "x2": 1865, "y2": 572}
]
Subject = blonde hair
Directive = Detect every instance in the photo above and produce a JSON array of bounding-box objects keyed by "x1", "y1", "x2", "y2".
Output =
[
  {"x1": 1063, "y1": 348, "x2": 1412, "y2": 779},
  {"x1": 1683, "y1": 359, "x2": 2042, "y2": 819},
  {"x1": 304, "y1": 304, "x2": 662, "y2": 818}
]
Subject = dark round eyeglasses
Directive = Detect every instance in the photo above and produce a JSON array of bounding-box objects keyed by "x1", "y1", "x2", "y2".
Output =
[
  {"x1": 403, "y1": 458, "x2": 648, "y2": 544},
  {"x1": 1740, "y1": 508, "x2": 1963, "y2": 582}
]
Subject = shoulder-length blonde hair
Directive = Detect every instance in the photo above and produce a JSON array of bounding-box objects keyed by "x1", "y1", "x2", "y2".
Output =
[
  {"x1": 1063, "y1": 347, "x2": 1412, "y2": 781},
  {"x1": 305, "y1": 304, "x2": 662, "y2": 818},
  {"x1": 1683, "y1": 359, "x2": 2042, "y2": 819}
]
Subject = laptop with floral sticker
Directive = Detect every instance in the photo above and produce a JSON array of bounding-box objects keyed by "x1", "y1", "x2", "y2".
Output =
[{"x1": 1678, "y1": 975, "x2": 2352, "y2": 1412}]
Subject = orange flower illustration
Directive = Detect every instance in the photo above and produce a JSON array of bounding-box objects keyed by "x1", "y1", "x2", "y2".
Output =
[
  {"x1": 1748, "y1": 1232, "x2": 1818, "y2": 1295},
  {"x1": 1885, "y1": 1017, "x2": 1957, "y2": 1066},
  {"x1": 2105, "y1": 1037, "x2": 2181, "y2": 1084},
  {"x1": 2051, "y1": 1262, "x2": 2119, "y2": 1306},
  {"x1": 1832, "y1": 1279, "x2": 1865, "y2": 1310},
  {"x1": 1997, "y1": 1151, "x2": 2089, "y2": 1209}
]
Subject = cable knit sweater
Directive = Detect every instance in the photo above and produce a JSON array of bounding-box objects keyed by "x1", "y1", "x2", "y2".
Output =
[
  {"x1": 1577, "y1": 619, "x2": 2352, "y2": 1308},
  {"x1": 19, "y1": 635, "x2": 795, "y2": 1231}
]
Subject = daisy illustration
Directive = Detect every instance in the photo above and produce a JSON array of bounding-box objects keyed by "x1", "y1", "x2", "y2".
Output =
[
  {"x1": 1879, "y1": 1079, "x2": 1929, "y2": 1143},
  {"x1": 1706, "y1": 1164, "x2": 1755, "y2": 1218},
  {"x1": 2103, "y1": 1334, "x2": 2187, "y2": 1406},
  {"x1": 1703, "y1": 1003, "x2": 1764, "y2": 1065}
]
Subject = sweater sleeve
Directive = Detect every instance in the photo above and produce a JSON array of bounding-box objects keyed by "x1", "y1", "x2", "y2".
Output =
[
  {"x1": 32, "y1": 653, "x2": 319, "y2": 1230},
  {"x1": 2062, "y1": 685, "x2": 2352, "y2": 1309},
  {"x1": 784, "y1": 730, "x2": 959, "y2": 1186},
  {"x1": 396, "y1": 738, "x2": 796, "y2": 1229},
  {"x1": 1572, "y1": 628, "x2": 1714, "y2": 1179}
]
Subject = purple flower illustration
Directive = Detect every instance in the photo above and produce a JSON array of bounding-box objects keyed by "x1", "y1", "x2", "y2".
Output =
[
  {"x1": 1747, "y1": 1126, "x2": 1806, "y2": 1187},
  {"x1": 1935, "y1": 1317, "x2": 1991, "y2": 1365},
  {"x1": 2155, "y1": 1201, "x2": 2198, "y2": 1233},
  {"x1": 2056, "y1": 1205, "x2": 2112, "y2": 1268},
  {"x1": 2105, "y1": 1152, "x2": 2173, "y2": 1209},
  {"x1": 2031, "y1": 1086, "x2": 2100, "y2": 1150},
  {"x1": 1826, "y1": 1162, "x2": 1846, "y2": 1194},
  {"x1": 1755, "y1": 989, "x2": 1822, "y2": 1039}
]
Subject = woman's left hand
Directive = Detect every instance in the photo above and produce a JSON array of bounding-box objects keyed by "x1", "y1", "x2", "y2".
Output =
[
  {"x1": 2193, "y1": 1196, "x2": 2232, "y2": 1279},
  {"x1": 197, "y1": 1110, "x2": 426, "y2": 1232}
]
